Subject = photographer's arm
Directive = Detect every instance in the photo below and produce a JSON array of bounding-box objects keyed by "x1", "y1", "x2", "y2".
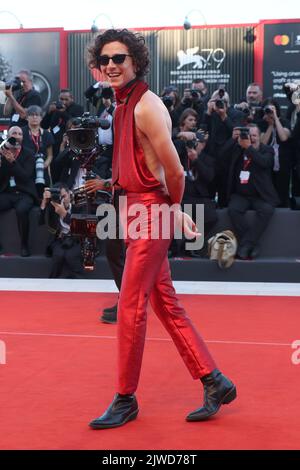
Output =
[
  {"x1": 84, "y1": 178, "x2": 111, "y2": 194},
  {"x1": 274, "y1": 118, "x2": 290, "y2": 142},
  {"x1": 4, "y1": 88, "x2": 27, "y2": 119},
  {"x1": 44, "y1": 146, "x2": 53, "y2": 169},
  {"x1": 245, "y1": 145, "x2": 274, "y2": 169},
  {"x1": 261, "y1": 124, "x2": 273, "y2": 145}
]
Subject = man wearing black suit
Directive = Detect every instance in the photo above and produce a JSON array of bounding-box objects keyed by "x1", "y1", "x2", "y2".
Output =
[
  {"x1": 0, "y1": 126, "x2": 38, "y2": 256},
  {"x1": 221, "y1": 124, "x2": 280, "y2": 259}
]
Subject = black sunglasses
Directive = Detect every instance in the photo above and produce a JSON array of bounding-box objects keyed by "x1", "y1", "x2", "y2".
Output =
[{"x1": 98, "y1": 54, "x2": 132, "y2": 66}]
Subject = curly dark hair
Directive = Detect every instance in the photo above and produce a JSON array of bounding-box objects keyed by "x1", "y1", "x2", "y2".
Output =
[{"x1": 87, "y1": 29, "x2": 150, "y2": 79}]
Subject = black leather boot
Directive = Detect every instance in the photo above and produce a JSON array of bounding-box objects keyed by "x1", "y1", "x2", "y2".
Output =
[
  {"x1": 89, "y1": 393, "x2": 138, "y2": 429},
  {"x1": 100, "y1": 304, "x2": 118, "y2": 324},
  {"x1": 186, "y1": 369, "x2": 236, "y2": 422}
]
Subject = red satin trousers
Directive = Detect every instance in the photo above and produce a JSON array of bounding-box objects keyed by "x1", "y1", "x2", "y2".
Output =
[{"x1": 117, "y1": 191, "x2": 216, "y2": 394}]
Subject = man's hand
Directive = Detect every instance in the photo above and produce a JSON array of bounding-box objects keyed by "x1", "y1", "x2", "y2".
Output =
[
  {"x1": 187, "y1": 147, "x2": 198, "y2": 161},
  {"x1": 232, "y1": 128, "x2": 241, "y2": 140},
  {"x1": 238, "y1": 135, "x2": 251, "y2": 149},
  {"x1": 207, "y1": 100, "x2": 216, "y2": 115},
  {"x1": 1, "y1": 148, "x2": 16, "y2": 163},
  {"x1": 174, "y1": 210, "x2": 201, "y2": 240},
  {"x1": 48, "y1": 102, "x2": 57, "y2": 113},
  {"x1": 51, "y1": 201, "x2": 67, "y2": 218},
  {"x1": 4, "y1": 86, "x2": 13, "y2": 99},
  {"x1": 43, "y1": 188, "x2": 51, "y2": 200},
  {"x1": 84, "y1": 178, "x2": 110, "y2": 194}
]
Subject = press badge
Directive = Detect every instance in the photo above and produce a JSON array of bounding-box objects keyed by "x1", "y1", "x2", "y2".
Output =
[
  {"x1": 239, "y1": 170, "x2": 250, "y2": 184},
  {"x1": 52, "y1": 126, "x2": 61, "y2": 134},
  {"x1": 12, "y1": 114, "x2": 20, "y2": 122}
]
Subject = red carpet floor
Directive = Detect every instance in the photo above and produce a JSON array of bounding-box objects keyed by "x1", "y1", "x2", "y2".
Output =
[{"x1": 0, "y1": 291, "x2": 300, "y2": 450}]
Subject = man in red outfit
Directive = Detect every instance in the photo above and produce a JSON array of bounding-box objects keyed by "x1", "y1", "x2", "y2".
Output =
[{"x1": 88, "y1": 29, "x2": 236, "y2": 429}]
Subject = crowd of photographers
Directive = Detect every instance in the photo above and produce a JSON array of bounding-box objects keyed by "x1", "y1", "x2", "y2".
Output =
[{"x1": 1, "y1": 69, "x2": 300, "y2": 274}]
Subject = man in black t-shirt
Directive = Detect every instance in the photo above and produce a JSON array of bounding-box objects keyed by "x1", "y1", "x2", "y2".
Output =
[
  {"x1": 41, "y1": 89, "x2": 84, "y2": 159},
  {"x1": 3, "y1": 69, "x2": 42, "y2": 128}
]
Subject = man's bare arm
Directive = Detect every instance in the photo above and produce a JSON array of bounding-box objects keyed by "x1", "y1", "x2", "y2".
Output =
[
  {"x1": 4, "y1": 88, "x2": 27, "y2": 119},
  {"x1": 135, "y1": 92, "x2": 184, "y2": 204}
]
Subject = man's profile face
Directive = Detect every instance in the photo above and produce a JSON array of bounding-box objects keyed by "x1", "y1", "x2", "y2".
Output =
[{"x1": 99, "y1": 41, "x2": 136, "y2": 90}]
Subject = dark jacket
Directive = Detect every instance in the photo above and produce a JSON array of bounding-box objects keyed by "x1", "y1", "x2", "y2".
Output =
[
  {"x1": 0, "y1": 146, "x2": 39, "y2": 202},
  {"x1": 221, "y1": 139, "x2": 280, "y2": 207}
]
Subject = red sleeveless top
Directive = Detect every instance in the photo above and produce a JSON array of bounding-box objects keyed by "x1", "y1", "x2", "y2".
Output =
[{"x1": 112, "y1": 79, "x2": 162, "y2": 192}]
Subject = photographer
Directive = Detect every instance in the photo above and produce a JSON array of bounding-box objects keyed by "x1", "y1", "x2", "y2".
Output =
[
  {"x1": 41, "y1": 89, "x2": 84, "y2": 159},
  {"x1": 160, "y1": 85, "x2": 181, "y2": 128},
  {"x1": 22, "y1": 106, "x2": 54, "y2": 199},
  {"x1": 260, "y1": 98, "x2": 291, "y2": 207},
  {"x1": 283, "y1": 82, "x2": 300, "y2": 199},
  {"x1": 181, "y1": 129, "x2": 218, "y2": 256},
  {"x1": 175, "y1": 87, "x2": 204, "y2": 127},
  {"x1": 221, "y1": 125, "x2": 279, "y2": 259},
  {"x1": 191, "y1": 78, "x2": 210, "y2": 109},
  {"x1": 203, "y1": 90, "x2": 234, "y2": 206},
  {"x1": 54, "y1": 118, "x2": 108, "y2": 190},
  {"x1": 0, "y1": 126, "x2": 38, "y2": 256},
  {"x1": 39, "y1": 183, "x2": 83, "y2": 278},
  {"x1": 85, "y1": 82, "x2": 115, "y2": 179},
  {"x1": 4, "y1": 70, "x2": 42, "y2": 128}
]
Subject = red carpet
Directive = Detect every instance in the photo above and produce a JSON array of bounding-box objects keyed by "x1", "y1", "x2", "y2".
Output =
[{"x1": 0, "y1": 291, "x2": 300, "y2": 450}]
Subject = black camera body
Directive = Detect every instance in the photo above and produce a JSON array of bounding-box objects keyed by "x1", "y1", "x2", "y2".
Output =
[
  {"x1": 67, "y1": 113, "x2": 110, "y2": 154},
  {"x1": 263, "y1": 106, "x2": 273, "y2": 115},
  {"x1": 48, "y1": 187, "x2": 61, "y2": 203},
  {"x1": 236, "y1": 127, "x2": 250, "y2": 139},
  {"x1": 5, "y1": 76, "x2": 22, "y2": 92},
  {"x1": 55, "y1": 100, "x2": 65, "y2": 110},
  {"x1": 0, "y1": 136, "x2": 19, "y2": 151},
  {"x1": 186, "y1": 130, "x2": 206, "y2": 149},
  {"x1": 235, "y1": 104, "x2": 250, "y2": 116},
  {"x1": 215, "y1": 99, "x2": 225, "y2": 109},
  {"x1": 162, "y1": 96, "x2": 174, "y2": 109}
]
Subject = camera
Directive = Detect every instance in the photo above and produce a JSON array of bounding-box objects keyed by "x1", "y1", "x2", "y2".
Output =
[
  {"x1": 5, "y1": 76, "x2": 22, "y2": 92},
  {"x1": 35, "y1": 153, "x2": 46, "y2": 185},
  {"x1": 67, "y1": 112, "x2": 110, "y2": 153},
  {"x1": 55, "y1": 100, "x2": 65, "y2": 110},
  {"x1": 48, "y1": 187, "x2": 61, "y2": 203},
  {"x1": 186, "y1": 130, "x2": 206, "y2": 149},
  {"x1": 234, "y1": 104, "x2": 250, "y2": 116},
  {"x1": 215, "y1": 99, "x2": 225, "y2": 109},
  {"x1": 162, "y1": 95, "x2": 174, "y2": 109},
  {"x1": 190, "y1": 89, "x2": 200, "y2": 99},
  {"x1": 263, "y1": 106, "x2": 273, "y2": 115},
  {"x1": 235, "y1": 127, "x2": 250, "y2": 139},
  {"x1": 100, "y1": 86, "x2": 114, "y2": 100},
  {"x1": 186, "y1": 139, "x2": 198, "y2": 149},
  {"x1": 248, "y1": 105, "x2": 263, "y2": 119},
  {"x1": 0, "y1": 136, "x2": 19, "y2": 151},
  {"x1": 283, "y1": 82, "x2": 300, "y2": 104}
]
